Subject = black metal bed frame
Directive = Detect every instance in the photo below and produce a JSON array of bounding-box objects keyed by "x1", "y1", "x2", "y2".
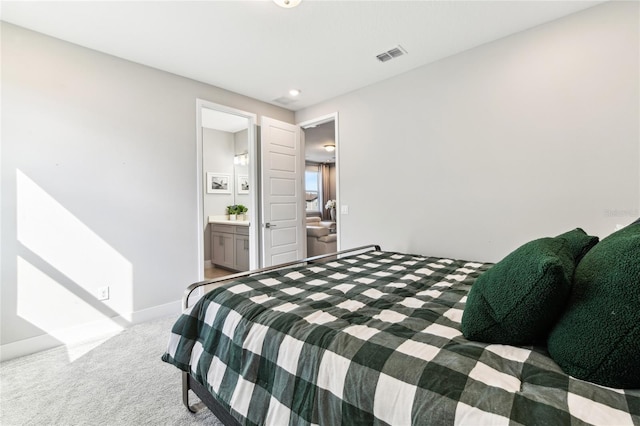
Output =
[{"x1": 179, "y1": 244, "x2": 381, "y2": 424}]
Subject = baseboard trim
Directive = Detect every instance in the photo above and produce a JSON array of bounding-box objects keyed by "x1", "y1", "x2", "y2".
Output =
[
  {"x1": 0, "y1": 300, "x2": 182, "y2": 362},
  {"x1": 130, "y1": 299, "x2": 182, "y2": 324}
]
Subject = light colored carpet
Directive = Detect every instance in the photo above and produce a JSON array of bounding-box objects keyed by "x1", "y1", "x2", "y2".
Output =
[{"x1": 1, "y1": 315, "x2": 223, "y2": 425}]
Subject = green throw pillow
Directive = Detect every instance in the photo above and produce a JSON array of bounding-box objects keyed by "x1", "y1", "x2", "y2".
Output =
[
  {"x1": 461, "y1": 228, "x2": 598, "y2": 345},
  {"x1": 548, "y1": 223, "x2": 640, "y2": 388}
]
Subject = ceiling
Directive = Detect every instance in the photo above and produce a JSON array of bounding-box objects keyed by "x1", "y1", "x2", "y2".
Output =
[
  {"x1": 1, "y1": 1, "x2": 604, "y2": 112},
  {"x1": 202, "y1": 108, "x2": 249, "y2": 133}
]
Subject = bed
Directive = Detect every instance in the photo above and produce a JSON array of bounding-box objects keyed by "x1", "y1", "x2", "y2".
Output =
[{"x1": 162, "y1": 244, "x2": 640, "y2": 425}]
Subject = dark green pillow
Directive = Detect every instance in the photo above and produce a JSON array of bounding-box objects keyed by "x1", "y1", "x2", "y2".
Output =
[
  {"x1": 548, "y1": 224, "x2": 640, "y2": 388},
  {"x1": 461, "y1": 228, "x2": 598, "y2": 345}
]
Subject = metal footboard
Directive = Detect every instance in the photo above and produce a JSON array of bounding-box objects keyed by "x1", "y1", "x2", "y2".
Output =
[
  {"x1": 181, "y1": 244, "x2": 381, "y2": 415},
  {"x1": 183, "y1": 244, "x2": 381, "y2": 310}
]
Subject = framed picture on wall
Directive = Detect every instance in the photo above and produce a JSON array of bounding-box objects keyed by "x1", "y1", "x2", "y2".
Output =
[
  {"x1": 206, "y1": 172, "x2": 231, "y2": 194},
  {"x1": 237, "y1": 175, "x2": 249, "y2": 194}
]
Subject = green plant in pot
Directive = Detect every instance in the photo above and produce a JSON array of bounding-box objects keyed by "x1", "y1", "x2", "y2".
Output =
[
  {"x1": 226, "y1": 205, "x2": 239, "y2": 220},
  {"x1": 236, "y1": 204, "x2": 248, "y2": 221}
]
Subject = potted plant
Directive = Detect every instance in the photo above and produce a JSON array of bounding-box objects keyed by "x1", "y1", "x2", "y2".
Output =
[
  {"x1": 236, "y1": 204, "x2": 248, "y2": 221},
  {"x1": 226, "y1": 205, "x2": 239, "y2": 221}
]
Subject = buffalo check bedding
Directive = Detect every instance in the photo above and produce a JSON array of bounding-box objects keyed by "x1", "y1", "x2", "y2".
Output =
[{"x1": 162, "y1": 251, "x2": 640, "y2": 425}]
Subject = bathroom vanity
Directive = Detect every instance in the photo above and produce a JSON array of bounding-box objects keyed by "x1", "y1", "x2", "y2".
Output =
[{"x1": 209, "y1": 218, "x2": 250, "y2": 271}]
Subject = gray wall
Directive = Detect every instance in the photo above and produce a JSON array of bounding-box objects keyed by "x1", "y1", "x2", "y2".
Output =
[
  {"x1": 1, "y1": 22, "x2": 293, "y2": 355},
  {"x1": 297, "y1": 1, "x2": 639, "y2": 263}
]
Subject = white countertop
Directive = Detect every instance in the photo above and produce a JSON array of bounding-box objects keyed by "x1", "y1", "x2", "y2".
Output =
[{"x1": 208, "y1": 215, "x2": 250, "y2": 226}]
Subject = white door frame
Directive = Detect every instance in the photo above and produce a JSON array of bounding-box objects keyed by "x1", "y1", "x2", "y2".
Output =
[
  {"x1": 195, "y1": 99, "x2": 258, "y2": 280},
  {"x1": 298, "y1": 112, "x2": 341, "y2": 251}
]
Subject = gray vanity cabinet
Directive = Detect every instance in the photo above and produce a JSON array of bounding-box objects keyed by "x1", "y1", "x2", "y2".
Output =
[{"x1": 211, "y1": 224, "x2": 249, "y2": 272}]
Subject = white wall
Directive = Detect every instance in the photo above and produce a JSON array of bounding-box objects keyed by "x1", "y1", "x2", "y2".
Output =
[
  {"x1": 296, "y1": 1, "x2": 639, "y2": 263},
  {"x1": 1, "y1": 22, "x2": 294, "y2": 358}
]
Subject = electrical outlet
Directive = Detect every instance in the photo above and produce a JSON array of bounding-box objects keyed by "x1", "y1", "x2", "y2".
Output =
[{"x1": 97, "y1": 286, "x2": 110, "y2": 301}]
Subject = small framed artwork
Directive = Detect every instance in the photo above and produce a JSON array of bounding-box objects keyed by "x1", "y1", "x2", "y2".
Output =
[
  {"x1": 237, "y1": 175, "x2": 249, "y2": 194},
  {"x1": 206, "y1": 172, "x2": 231, "y2": 194}
]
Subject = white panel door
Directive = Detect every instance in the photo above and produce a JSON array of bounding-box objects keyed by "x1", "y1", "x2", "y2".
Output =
[{"x1": 260, "y1": 116, "x2": 304, "y2": 267}]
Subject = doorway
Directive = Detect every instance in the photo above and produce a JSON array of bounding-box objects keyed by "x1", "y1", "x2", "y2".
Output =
[
  {"x1": 195, "y1": 99, "x2": 258, "y2": 281},
  {"x1": 299, "y1": 113, "x2": 340, "y2": 253}
]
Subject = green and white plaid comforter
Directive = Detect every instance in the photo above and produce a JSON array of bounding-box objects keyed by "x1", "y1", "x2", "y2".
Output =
[{"x1": 162, "y1": 251, "x2": 640, "y2": 425}]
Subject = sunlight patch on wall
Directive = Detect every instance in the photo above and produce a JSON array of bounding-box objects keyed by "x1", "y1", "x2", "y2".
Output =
[
  {"x1": 17, "y1": 256, "x2": 124, "y2": 361},
  {"x1": 16, "y1": 169, "x2": 133, "y2": 319},
  {"x1": 16, "y1": 169, "x2": 133, "y2": 360}
]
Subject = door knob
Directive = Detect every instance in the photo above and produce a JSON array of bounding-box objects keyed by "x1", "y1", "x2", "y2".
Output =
[{"x1": 265, "y1": 223, "x2": 277, "y2": 228}]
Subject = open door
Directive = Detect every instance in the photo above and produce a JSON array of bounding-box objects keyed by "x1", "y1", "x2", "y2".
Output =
[{"x1": 260, "y1": 116, "x2": 305, "y2": 267}]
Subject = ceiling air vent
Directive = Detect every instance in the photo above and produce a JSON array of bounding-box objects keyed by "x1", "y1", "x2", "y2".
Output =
[{"x1": 376, "y1": 45, "x2": 407, "y2": 63}]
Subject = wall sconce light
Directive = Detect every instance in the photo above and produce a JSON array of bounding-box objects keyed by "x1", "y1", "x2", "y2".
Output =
[
  {"x1": 234, "y1": 152, "x2": 249, "y2": 166},
  {"x1": 324, "y1": 144, "x2": 336, "y2": 152}
]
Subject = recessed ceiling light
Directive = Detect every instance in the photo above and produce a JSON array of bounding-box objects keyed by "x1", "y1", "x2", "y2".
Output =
[
  {"x1": 274, "y1": 0, "x2": 301, "y2": 8},
  {"x1": 324, "y1": 144, "x2": 335, "y2": 152},
  {"x1": 289, "y1": 89, "x2": 301, "y2": 97}
]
